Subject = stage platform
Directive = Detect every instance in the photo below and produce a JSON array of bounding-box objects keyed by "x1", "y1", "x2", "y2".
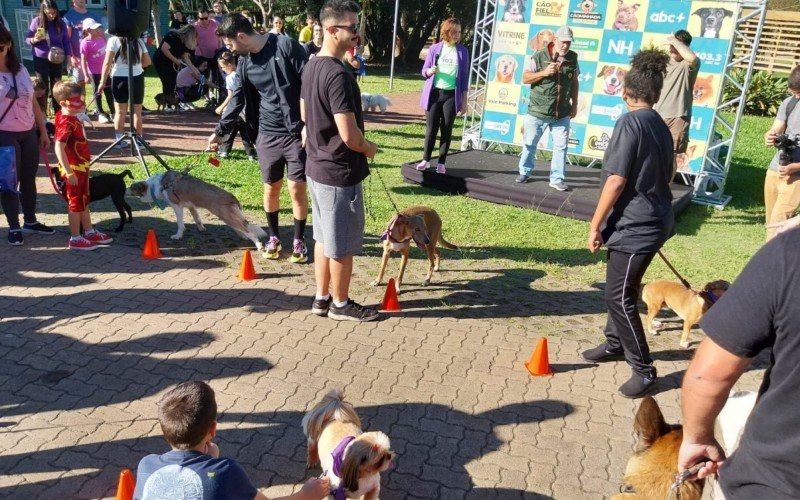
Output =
[{"x1": 401, "y1": 150, "x2": 694, "y2": 221}]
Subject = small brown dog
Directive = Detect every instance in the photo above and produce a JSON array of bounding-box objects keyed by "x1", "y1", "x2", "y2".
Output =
[
  {"x1": 642, "y1": 279, "x2": 730, "y2": 348},
  {"x1": 154, "y1": 92, "x2": 178, "y2": 112},
  {"x1": 372, "y1": 206, "x2": 458, "y2": 292},
  {"x1": 302, "y1": 390, "x2": 395, "y2": 500},
  {"x1": 614, "y1": 396, "x2": 703, "y2": 499}
]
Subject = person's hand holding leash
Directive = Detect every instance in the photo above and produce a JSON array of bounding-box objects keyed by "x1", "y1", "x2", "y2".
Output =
[
  {"x1": 678, "y1": 438, "x2": 726, "y2": 480},
  {"x1": 300, "y1": 476, "x2": 331, "y2": 498},
  {"x1": 207, "y1": 132, "x2": 222, "y2": 152},
  {"x1": 587, "y1": 228, "x2": 602, "y2": 253},
  {"x1": 38, "y1": 131, "x2": 50, "y2": 151},
  {"x1": 365, "y1": 140, "x2": 378, "y2": 159},
  {"x1": 765, "y1": 130, "x2": 777, "y2": 147}
]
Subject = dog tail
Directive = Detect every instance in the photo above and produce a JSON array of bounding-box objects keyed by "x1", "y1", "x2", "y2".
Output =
[
  {"x1": 119, "y1": 169, "x2": 133, "y2": 180},
  {"x1": 439, "y1": 234, "x2": 459, "y2": 250},
  {"x1": 301, "y1": 389, "x2": 362, "y2": 441},
  {"x1": 247, "y1": 223, "x2": 267, "y2": 241}
]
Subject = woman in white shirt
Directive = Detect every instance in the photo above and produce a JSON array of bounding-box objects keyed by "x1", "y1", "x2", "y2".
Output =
[{"x1": 97, "y1": 36, "x2": 151, "y2": 149}]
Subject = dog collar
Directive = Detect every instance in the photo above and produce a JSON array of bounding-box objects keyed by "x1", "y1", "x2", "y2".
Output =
[
  {"x1": 699, "y1": 290, "x2": 719, "y2": 305},
  {"x1": 380, "y1": 215, "x2": 412, "y2": 244},
  {"x1": 146, "y1": 176, "x2": 168, "y2": 210},
  {"x1": 331, "y1": 435, "x2": 356, "y2": 500}
]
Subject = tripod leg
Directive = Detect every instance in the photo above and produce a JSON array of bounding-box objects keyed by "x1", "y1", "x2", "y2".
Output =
[{"x1": 89, "y1": 135, "x2": 131, "y2": 167}]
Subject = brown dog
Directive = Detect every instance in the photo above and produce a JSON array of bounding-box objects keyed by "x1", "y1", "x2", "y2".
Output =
[
  {"x1": 614, "y1": 396, "x2": 703, "y2": 499},
  {"x1": 372, "y1": 206, "x2": 458, "y2": 292},
  {"x1": 154, "y1": 92, "x2": 178, "y2": 112},
  {"x1": 642, "y1": 279, "x2": 730, "y2": 348}
]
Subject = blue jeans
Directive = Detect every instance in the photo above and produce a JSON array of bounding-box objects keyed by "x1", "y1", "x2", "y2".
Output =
[{"x1": 517, "y1": 114, "x2": 570, "y2": 184}]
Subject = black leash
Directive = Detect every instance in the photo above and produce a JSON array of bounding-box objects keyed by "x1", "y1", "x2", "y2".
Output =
[
  {"x1": 657, "y1": 250, "x2": 692, "y2": 289},
  {"x1": 366, "y1": 158, "x2": 401, "y2": 220}
]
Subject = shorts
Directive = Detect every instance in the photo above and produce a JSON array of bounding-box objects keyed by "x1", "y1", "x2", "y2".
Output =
[
  {"x1": 664, "y1": 116, "x2": 690, "y2": 154},
  {"x1": 111, "y1": 74, "x2": 145, "y2": 105},
  {"x1": 308, "y1": 178, "x2": 364, "y2": 259},
  {"x1": 70, "y1": 66, "x2": 86, "y2": 84},
  {"x1": 59, "y1": 165, "x2": 90, "y2": 212},
  {"x1": 255, "y1": 134, "x2": 306, "y2": 184}
]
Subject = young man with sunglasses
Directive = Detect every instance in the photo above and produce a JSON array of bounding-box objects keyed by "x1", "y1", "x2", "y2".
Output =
[
  {"x1": 301, "y1": 0, "x2": 379, "y2": 322},
  {"x1": 208, "y1": 14, "x2": 310, "y2": 264}
]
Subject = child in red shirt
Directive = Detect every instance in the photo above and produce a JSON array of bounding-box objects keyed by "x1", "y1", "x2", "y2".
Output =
[{"x1": 52, "y1": 80, "x2": 112, "y2": 250}]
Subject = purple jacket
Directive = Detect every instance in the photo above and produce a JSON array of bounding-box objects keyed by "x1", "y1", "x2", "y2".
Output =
[
  {"x1": 26, "y1": 16, "x2": 71, "y2": 60},
  {"x1": 420, "y1": 42, "x2": 470, "y2": 113}
]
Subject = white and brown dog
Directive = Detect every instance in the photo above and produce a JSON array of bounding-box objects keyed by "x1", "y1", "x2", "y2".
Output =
[
  {"x1": 126, "y1": 170, "x2": 267, "y2": 250},
  {"x1": 302, "y1": 390, "x2": 395, "y2": 500},
  {"x1": 495, "y1": 55, "x2": 518, "y2": 83},
  {"x1": 598, "y1": 65, "x2": 627, "y2": 96}
]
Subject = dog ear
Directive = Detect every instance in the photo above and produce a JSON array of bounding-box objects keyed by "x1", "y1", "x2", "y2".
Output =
[
  {"x1": 693, "y1": 8, "x2": 707, "y2": 16},
  {"x1": 633, "y1": 396, "x2": 671, "y2": 450},
  {"x1": 723, "y1": 9, "x2": 733, "y2": 17},
  {"x1": 340, "y1": 445, "x2": 365, "y2": 493},
  {"x1": 597, "y1": 65, "x2": 608, "y2": 77}
]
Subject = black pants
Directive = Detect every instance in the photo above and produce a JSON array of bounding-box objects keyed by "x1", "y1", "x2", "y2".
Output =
[
  {"x1": 90, "y1": 73, "x2": 114, "y2": 115},
  {"x1": 0, "y1": 128, "x2": 40, "y2": 230},
  {"x1": 219, "y1": 117, "x2": 255, "y2": 157},
  {"x1": 423, "y1": 88, "x2": 457, "y2": 164},
  {"x1": 603, "y1": 249, "x2": 657, "y2": 378},
  {"x1": 153, "y1": 51, "x2": 178, "y2": 96},
  {"x1": 33, "y1": 56, "x2": 63, "y2": 113}
]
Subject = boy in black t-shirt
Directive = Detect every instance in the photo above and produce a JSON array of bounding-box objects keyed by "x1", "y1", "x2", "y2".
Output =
[
  {"x1": 582, "y1": 49, "x2": 674, "y2": 399},
  {"x1": 300, "y1": 0, "x2": 380, "y2": 322}
]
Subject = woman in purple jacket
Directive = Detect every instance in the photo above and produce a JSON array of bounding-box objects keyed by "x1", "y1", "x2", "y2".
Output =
[
  {"x1": 416, "y1": 18, "x2": 470, "y2": 174},
  {"x1": 26, "y1": 0, "x2": 70, "y2": 113}
]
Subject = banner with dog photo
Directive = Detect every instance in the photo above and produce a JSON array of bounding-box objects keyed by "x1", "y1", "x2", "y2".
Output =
[{"x1": 482, "y1": 0, "x2": 737, "y2": 172}]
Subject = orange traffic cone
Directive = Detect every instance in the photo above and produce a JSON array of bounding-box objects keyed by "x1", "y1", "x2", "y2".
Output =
[
  {"x1": 116, "y1": 468, "x2": 135, "y2": 500},
  {"x1": 525, "y1": 337, "x2": 553, "y2": 376},
  {"x1": 237, "y1": 250, "x2": 257, "y2": 281},
  {"x1": 142, "y1": 229, "x2": 163, "y2": 259},
  {"x1": 380, "y1": 278, "x2": 401, "y2": 311}
]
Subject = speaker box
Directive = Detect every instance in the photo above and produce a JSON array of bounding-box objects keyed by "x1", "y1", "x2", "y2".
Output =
[{"x1": 108, "y1": 0, "x2": 151, "y2": 39}]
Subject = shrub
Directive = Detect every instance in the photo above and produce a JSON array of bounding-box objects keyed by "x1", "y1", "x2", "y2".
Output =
[{"x1": 722, "y1": 69, "x2": 788, "y2": 116}]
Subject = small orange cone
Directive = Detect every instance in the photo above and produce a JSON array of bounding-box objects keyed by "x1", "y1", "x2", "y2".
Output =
[
  {"x1": 142, "y1": 229, "x2": 163, "y2": 259},
  {"x1": 380, "y1": 278, "x2": 401, "y2": 311},
  {"x1": 116, "y1": 468, "x2": 135, "y2": 500},
  {"x1": 237, "y1": 250, "x2": 256, "y2": 281},
  {"x1": 525, "y1": 337, "x2": 553, "y2": 376}
]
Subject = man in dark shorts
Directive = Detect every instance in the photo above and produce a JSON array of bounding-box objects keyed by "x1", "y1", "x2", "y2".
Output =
[
  {"x1": 654, "y1": 30, "x2": 699, "y2": 178},
  {"x1": 301, "y1": 0, "x2": 379, "y2": 322},
  {"x1": 679, "y1": 229, "x2": 800, "y2": 499},
  {"x1": 208, "y1": 14, "x2": 310, "y2": 263}
]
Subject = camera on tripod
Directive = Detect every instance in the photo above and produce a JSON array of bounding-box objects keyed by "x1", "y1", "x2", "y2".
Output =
[{"x1": 774, "y1": 133, "x2": 800, "y2": 166}]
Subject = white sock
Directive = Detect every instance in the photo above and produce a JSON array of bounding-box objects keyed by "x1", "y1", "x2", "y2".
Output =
[
  {"x1": 85, "y1": 228, "x2": 95, "y2": 235},
  {"x1": 316, "y1": 293, "x2": 330, "y2": 301},
  {"x1": 333, "y1": 299, "x2": 348, "y2": 308}
]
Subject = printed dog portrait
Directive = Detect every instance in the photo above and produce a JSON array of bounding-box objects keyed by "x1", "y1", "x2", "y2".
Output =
[
  {"x1": 693, "y1": 8, "x2": 733, "y2": 38},
  {"x1": 692, "y1": 75, "x2": 714, "y2": 105},
  {"x1": 597, "y1": 65, "x2": 627, "y2": 95},
  {"x1": 578, "y1": 0, "x2": 597, "y2": 13},
  {"x1": 613, "y1": 0, "x2": 640, "y2": 31},
  {"x1": 529, "y1": 29, "x2": 555, "y2": 52},
  {"x1": 495, "y1": 55, "x2": 518, "y2": 83},
  {"x1": 501, "y1": 0, "x2": 527, "y2": 22}
]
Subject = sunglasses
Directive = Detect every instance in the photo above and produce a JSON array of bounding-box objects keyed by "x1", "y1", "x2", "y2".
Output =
[
  {"x1": 331, "y1": 24, "x2": 358, "y2": 34},
  {"x1": 198, "y1": 17, "x2": 209, "y2": 20}
]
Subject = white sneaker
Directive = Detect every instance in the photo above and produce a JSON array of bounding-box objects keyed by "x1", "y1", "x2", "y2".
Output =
[
  {"x1": 164, "y1": 106, "x2": 175, "y2": 114},
  {"x1": 549, "y1": 181, "x2": 570, "y2": 192},
  {"x1": 98, "y1": 113, "x2": 112, "y2": 124}
]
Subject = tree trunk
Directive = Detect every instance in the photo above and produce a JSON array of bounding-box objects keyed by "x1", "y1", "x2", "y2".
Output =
[{"x1": 151, "y1": 1, "x2": 163, "y2": 46}]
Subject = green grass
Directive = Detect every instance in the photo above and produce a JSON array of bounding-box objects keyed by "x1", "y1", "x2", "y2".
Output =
[{"x1": 108, "y1": 75, "x2": 776, "y2": 288}]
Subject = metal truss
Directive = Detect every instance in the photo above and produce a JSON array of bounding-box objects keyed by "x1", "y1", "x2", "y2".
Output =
[
  {"x1": 692, "y1": 0, "x2": 767, "y2": 208},
  {"x1": 462, "y1": 0, "x2": 767, "y2": 208}
]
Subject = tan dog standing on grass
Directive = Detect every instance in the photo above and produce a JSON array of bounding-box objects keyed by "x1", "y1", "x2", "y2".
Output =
[
  {"x1": 642, "y1": 279, "x2": 730, "y2": 348},
  {"x1": 372, "y1": 206, "x2": 458, "y2": 292},
  {"x1": 302, "y1": 390, "x2": 395, "y2": 500}
]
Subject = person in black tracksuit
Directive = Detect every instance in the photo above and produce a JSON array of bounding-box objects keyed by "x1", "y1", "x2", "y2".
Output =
[{"x1": 582, "y1": 49, "x2": 675, "y2": 399}]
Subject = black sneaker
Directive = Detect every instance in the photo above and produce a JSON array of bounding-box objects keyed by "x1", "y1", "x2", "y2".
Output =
[
  {"x1": 22, "y1": 221, "x2": 55, "y2": 234},
  {"x1": 619, "y1": 374, "x2": 657, "y2": 399},
  {"x1": 581, "y1": 343, "x2": 625, "y2": 362},
  {"x1": 8, "y1": 230, "x2": 23, "y2": 246},
  {"x1": 311, "y1": 296, "x2": 332, "y2": 317},
  {"x1": 328, "y1": 300, "x2": 380, "y2": 322}
]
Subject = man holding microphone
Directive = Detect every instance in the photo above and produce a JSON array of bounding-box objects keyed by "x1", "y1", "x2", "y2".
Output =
[{"x1": 516, "y1": 25, "x2": 579, "y2": 191}]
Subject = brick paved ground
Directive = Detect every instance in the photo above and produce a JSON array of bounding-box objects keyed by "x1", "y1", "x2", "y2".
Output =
[{"x1": 0, "y1": 98, "x2": 763, "y2": 499}]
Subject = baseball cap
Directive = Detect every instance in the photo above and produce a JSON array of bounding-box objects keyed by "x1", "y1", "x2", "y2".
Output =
[
  {"x1": 81, "y1": 18, "x2": 102, "y2": 31},
  {"x1": 555, "y1": 26, "x2": 574, "y2": 42}
]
